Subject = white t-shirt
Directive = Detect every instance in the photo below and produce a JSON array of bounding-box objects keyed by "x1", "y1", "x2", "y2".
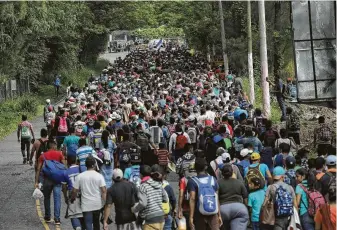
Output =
[
  {"x1": 205, "y1": 110, "x2": 216, "y2": 123},
  {"x1": 73, "y1": 170, "x2": 106, "y2": 212}
]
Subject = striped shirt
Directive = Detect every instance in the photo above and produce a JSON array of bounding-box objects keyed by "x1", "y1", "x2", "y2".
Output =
[
  {"x1": 156, "y1": 149, "x2": 169, "y2": 166},
  {"x1": 76, "y1": 146, "x2": 95, "y2": 169}
]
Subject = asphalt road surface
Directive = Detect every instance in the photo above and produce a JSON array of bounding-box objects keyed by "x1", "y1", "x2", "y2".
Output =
[{"x1": 0, "y1": 51, "x2": 179, "y2": 230}]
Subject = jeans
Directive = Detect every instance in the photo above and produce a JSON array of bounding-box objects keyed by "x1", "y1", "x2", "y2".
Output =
[
  {"x1": 220, "y1": 203, "x2": 249, "y2": 230},
  {"x1": 43, "y1": 178, "x2": 61, "y2": 220},
  {"x1": 71, "y1": 218, "x2": 85, "y2": 230},
  {"x1": 274, "y1": 217, "x2": 290, "y2": 230},
  {"x1": 164, "y1": 215, "x2": 172, "y2": 230},
  {"x1": 300, "y1": 212, "x2": 314, "y2": 230},
  {"x1": 83, "y1": 210, "x2": 101, "y2": 230},
  {"x1": 252, "y1": 221, "x2": 260, "y2": 230}
]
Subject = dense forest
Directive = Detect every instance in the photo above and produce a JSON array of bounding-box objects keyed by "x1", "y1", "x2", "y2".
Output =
[{"x1": 0, "y1": 1, "x2": 293, "y2": 88}]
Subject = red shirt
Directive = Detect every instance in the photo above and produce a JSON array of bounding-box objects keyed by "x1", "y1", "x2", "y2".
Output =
[
  {"x1": 39, "y1": 150, "x2": 64, "y2": 165},
  {"x1": 179, "y1": 177, "x2": 190, "y2": 212}
]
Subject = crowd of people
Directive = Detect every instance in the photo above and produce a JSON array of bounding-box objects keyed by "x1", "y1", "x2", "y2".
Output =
[{"x1": 17, "y1": 48, "x2": 336, "y2": 230}]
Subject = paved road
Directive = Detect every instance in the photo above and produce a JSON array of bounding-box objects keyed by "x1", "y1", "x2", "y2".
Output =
[{"x1": 0, "y1": 51, "x2": 179, "y2": 230}]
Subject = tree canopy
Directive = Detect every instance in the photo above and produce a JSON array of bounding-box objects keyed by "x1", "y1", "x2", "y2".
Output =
[{"x1": 0, "y1": 1, "x2": 294, "y2": 87}]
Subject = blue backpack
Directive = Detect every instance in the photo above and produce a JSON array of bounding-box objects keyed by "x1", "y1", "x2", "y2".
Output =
[
  {"x1": 191, "y1": 176, "x2": 219, "y2": 216},
  {"x1": 42, "y1": 155, "x2": 67, "y2": 184},
  {"x1": 274, "y1": 185, "x2": 294, "y2": 217}
]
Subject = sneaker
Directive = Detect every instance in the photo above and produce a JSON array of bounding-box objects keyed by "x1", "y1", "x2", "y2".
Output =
[
  {"x1": 54, "y1": 219, "x2": 61, "y2": 225},
  {"x1": 23, "y1": 158, "x2": 27, "y2": 164},
  {"x1": 44, "y1": 217, "x2": 52, "y2": 223}
]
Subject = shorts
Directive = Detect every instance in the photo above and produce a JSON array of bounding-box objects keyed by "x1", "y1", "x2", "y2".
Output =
[{"x1": 143, "y1": 222, "x2": 164, "y2": 230}]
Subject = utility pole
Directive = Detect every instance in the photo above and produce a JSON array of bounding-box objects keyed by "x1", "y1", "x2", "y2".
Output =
[
  {"x1": 218, "y1": 0, "x2": 229, "y2": 75},
  {"x1": 258, "y1": 0, "x2": 271, "y2": 117},
  {"x1": 247, "y1": 0, "x2": 255, "y2": 105}
]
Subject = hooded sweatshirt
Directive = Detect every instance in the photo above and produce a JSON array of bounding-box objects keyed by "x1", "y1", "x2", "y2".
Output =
[{"x1": 133, "y1": 178, "x2": 168, "y2": 224}]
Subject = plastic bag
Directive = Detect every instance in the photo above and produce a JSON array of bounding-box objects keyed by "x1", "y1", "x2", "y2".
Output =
[{"x1": 32, "y1": 188, "x2": 44, "y2": 200}]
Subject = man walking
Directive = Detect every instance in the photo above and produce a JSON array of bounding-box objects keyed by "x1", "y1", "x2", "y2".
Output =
[
  {"x1": 72, "y1": 156, "x2": 107, "y2": 230},
  {"x1": 35, "y1": 140, "x2": 66, "y2": 225},
  {"x1": 103, "y1": 168, "x2": 139, "y2": 230},
  {"x1": 17, "y1": 114, "x2": 35, "y2": 164}
]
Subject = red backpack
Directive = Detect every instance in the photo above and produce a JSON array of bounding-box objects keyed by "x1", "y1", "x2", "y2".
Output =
[
  {"x1": 175, "y1": 133, "x2": 188, "y2": 150},
  {"x1": 58, "y1": 117, "x2": 68, "y2": 133},
  {"x1": 299, "y1": 184, "x2": 326, "y2": 217}
]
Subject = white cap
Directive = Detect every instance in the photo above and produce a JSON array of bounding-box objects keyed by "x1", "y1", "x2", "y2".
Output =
[
  {"x1": 221, "y1": 152, "x2": 231, "y2": 162},
  {"x1": 46, "y1": 99, "x2": 51, "y2": 104},
  {"x1": 240, "y1": 148, "x2": 253, "y2": 158},
  {"x1": 113, "y1": 169, "x2": 123, "y2": 181}
]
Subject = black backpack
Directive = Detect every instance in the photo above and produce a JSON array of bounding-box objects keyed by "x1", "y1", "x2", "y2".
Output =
[
  {"x1": 36, "y1": 139, "x2": 49, "y2": 161},
  {"x1": 285, "y1": 171, "x2": 297, "y2": 189}
]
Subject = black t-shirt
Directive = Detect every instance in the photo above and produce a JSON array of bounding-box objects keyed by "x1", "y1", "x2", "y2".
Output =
[{"x1": 106, "y1": 180, "x2": 137, "y2": 225}]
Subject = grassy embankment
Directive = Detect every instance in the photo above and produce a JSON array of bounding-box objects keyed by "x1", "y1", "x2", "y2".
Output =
[
  {"x1": 0, "y1": 59, "x2": 109, "y2": 140},
  {"x1": 242, "y1": 78, "x2": 281, "y2": 124}
]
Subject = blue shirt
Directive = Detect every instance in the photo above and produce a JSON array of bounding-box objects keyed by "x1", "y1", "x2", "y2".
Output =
[
  {"x1": 76, "y1": 146, "x2": 95, "y2": 171},
  {"x1": 55, "y1": 77, "x2": 60, "y2": 86},
  {"x1": 296, "y1": 180, "x2": 309, "y2": 216},
  {"x1": 248, "y1": 189, "x2": 266, "y2": 222},
  {"x1": 124, "y1": 165, "x2": 140, "y2": 180}
]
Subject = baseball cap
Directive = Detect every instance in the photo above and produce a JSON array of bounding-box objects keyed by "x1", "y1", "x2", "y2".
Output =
[
  {"x1": 326, "y1": 155, "x2": 337, "y2": 166},
  {"x1": 216, "y1": 147, "x2": 227, "y2": 156},
  {"x1": 221, "y1": 152, "x2": 231, "y2": 163},
  {"x1": 286, "y1": 156, "x2": 296, "y2": 167},
  {"x1": 250, "y1": 152, "x2": 261, "y2": 161},
  {"x1": 113, "y1": 169, "x2": 123, "y2": 181},
  {"x1": 273, "y1": 166, "x2": 285, "y2": 180},
  {"x1": 240, "y1": 148, "x2": 253, "y2": 158}
]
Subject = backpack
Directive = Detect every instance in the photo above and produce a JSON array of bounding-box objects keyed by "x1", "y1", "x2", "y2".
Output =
[
  {"x1": 162, "y1": 182, "x2": 171, "y2": 215},
  {"x1": 67, "y1": 143, "x2": 79, "y2": 157},
  {"x1": 129, "y1": 167, "x2": 141, "y2": 188},
  {"x1": 325, "y1": 172, "x2": 336, "y2": 202},
  {"x1": 175, "y1": 133, "x2": 188, "y2": 150},
  {"x1": 223, "y1": 138, "x2": 232, "y2": 150},
  {"x1": 274, "y1": 185, "x2": 294, "y2": 217},
  {"x1": 136, "y1": 132, "x2": 149, "y2": 151},
  {"x1": 299, "y1": 184, "x2": 326, "y2": 217},
  {"x1": 129, "y1": 147, "x2": 141, "y2": 164},
  {"x1": 42, "y1": 155, "x2": 67, "y2": 184},
  {"x1": 245, "y1": 164, "x2": 266, "y2": 190},
  {"x1": 36, "y1": 139, "x2": 48, "y2": 161},
  {"x1": 289, "y1": 84, "x2": 297, "y2": 98},
  {"x1": 285, "y1": 171, "x2": 297, "y2": 190},
  {"x1": 318, "y1": 125, "x2": 331, "y2": 142},
  {"x1": 179, "y1": 155, "x2": 196, "y2": 177},
  {"x1": 100, "y1": 148, "x2": 112, "y2": 166},
  {"x1": 264, "y1": 130, "x2": 277, "y2": 148},
  {"x1": 191, "y1": 176, "x2": 219, "y2": 216},
  {"x1": 93, "y1": 131, "x2": 102, "y2": 149},
  {"x1": 288, "y1": 113, "x2": 300, "y2": 131},
  {"x1": 234, "y1": 163, "x2": 244, "y2": 178},
  {"x1": 21, "y1": 125, "x2": 31, "y2": 139},
  {"x1": 58, "y1": 117, "x2": 68, "y2": 133},
  {"x1": 187, "y1": 127, "x2": 197, "y2": 144}
]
